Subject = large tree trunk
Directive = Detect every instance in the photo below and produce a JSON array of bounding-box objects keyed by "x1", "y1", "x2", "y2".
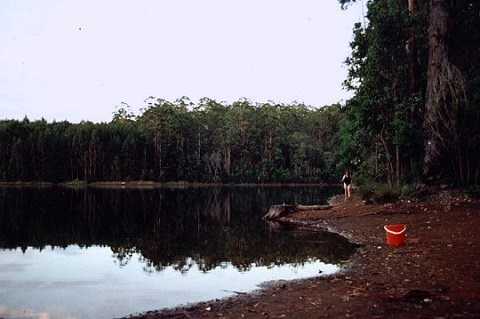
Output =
[
  {"x1": 422, "y1": 0, "x2": 450, "y2": 181},
  {"x1": 423, "y1": 0, "x2": 466, "y2": 182},
  {"x1": 406, "y1": 0, "x2": 420, "y2": 94}
]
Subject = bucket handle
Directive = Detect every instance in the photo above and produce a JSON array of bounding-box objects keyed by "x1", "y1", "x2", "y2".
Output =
[{"x1": 384, "y1": 225, "x2": 406, "y2": 235}]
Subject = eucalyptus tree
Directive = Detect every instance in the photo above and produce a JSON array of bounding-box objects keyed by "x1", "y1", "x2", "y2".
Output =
[
  {"x1": 340, "y1": 0, "x2": 478, "y2": 185},
  {"x1": 137, "y1": 96, "x2": 196, "y2": 181},
  {"x1": 195, "y1": 97, "x2": 230, "y2": 182},
  {"x1": 170, "y1": 96, "x2": 198, "y2": 181},
  {"x1": 307, "y1": 103, "x2": 344, "y2": 181},
  {"x1": 423, "y1": 0, "x2": 478, "y2": 185},
  {"x1": 110, "y1": 102, "x2": 139, "y2": 180},
  {"x1": 254, "y1": 102, "x2": 286, "y2": 182},
  {"x1": 138, "y1": 98, "x2": 172, "y2": 181},
  {"x1": 447, "y1": 1, "x2": 480, "y2": 185},
  {"x1": 223, "y1": 99, "x2": 256, "y2": 182},
  {"x1": 341, "y1": 0, "x2": 428, "y2": 185},
  {"x1": 423, "y1": 0, "x2": 464, "y2": 181}
]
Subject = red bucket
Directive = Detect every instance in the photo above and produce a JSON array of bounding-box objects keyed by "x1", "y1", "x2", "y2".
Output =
[{"x1": 384, "y1": 224, "x2": 406, "y2": 246}]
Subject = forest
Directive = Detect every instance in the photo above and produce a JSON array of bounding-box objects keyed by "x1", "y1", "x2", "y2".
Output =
[
  {"x1": 0, "y1": 0, "x2": 478, "y2": 187},
  {"x1": 0, "y1": 99, "x2": 342, "y2": 183}
]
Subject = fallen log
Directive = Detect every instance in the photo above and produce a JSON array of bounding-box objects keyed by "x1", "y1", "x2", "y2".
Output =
[
  {"x1": 263, "y1": 203, "x2": 333, "y2": 220},
  {"x1": 263, "y1": 204, "x2": 296, "y2": 220}
]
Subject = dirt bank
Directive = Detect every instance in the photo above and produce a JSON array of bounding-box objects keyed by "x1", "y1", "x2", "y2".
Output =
[{"x1": 123, "y1": 191, "x2": 480, "y2": 318}]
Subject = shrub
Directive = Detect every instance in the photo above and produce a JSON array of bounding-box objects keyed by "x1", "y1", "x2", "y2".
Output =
[
  {"x1": 358, "y1": 183, "x2": 400, "y2": 204},
  {"x1": 401, "y1": 184, "x2": 415, "y2": 196},
  {"x1": 465, "y1": 185, "x2": 480, "y2": 199}
]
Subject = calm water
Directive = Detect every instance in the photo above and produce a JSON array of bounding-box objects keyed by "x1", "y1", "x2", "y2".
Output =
[{"x1": 0, "y1": 186, "x2": 356, "y2": 319}]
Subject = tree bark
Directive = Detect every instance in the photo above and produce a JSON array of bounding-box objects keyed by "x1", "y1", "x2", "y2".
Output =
[
  {"x1": 423, "y1": 0, "x2": 449, "y2": 181},
  {"x1": 396, "y1": 145, "x2": 400, "y2": 186},
  {"x1": 406, "y1": 0, "x2": 420, "y2": 94},
  {"x1": 380, "y1": 125, "x2": 394, "y2": 186}
]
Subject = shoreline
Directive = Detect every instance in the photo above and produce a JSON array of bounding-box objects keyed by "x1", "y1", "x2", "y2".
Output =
[
  {"x1": 123, "y1": 191, "x2": 480, "y2": 318},
  {"x1": 0, "y1": 181, "x2": 339, "y2": 189}
]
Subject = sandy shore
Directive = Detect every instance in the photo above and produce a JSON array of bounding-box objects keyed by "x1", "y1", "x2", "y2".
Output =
[{"x1": 123, "y1": 191, "x2": 480, "y2": 318}]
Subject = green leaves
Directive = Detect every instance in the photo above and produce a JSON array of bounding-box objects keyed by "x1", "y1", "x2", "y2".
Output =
[
  {"x1": 340, "y1": 0, "x2": 427, "y2": 185},
  {"x1": 0, "y1": 99, "x2": 346, "y2": 183}
]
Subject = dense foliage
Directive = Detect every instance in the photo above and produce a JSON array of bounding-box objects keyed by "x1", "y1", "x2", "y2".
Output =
[
  {"x1": 1, "y1": 0, "x2": 478, "y2": 186},
  {"x1": 339, "y1": 0, "x2": 479, "y2": 186},
  {"x1": 0, "y1": 100, "x2": 344, "y2": 183}
]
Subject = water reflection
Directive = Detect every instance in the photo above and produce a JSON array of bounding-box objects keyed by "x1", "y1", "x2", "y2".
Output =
[
  {"x1": 0, "y1": 186, "x2": 357, "y2": 318},
  {"x1": 0, "y1": 186, "x2": 354, "y2": 272}
]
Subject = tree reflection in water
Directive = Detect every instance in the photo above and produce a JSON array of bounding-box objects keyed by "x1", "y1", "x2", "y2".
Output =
[{"x1": 0, "y1": 186, "x2": 357, "y2": 273}]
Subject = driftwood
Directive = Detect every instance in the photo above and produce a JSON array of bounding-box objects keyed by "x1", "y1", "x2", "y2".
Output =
[
  {"x1": 263, "y1": 203, "x2": 333, "y2": 220},
  {"x1": 263, "y1": 204, "x2": 296, "y2": 220}
]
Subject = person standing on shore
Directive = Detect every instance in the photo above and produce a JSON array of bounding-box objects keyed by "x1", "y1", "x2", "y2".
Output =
[{"x1": 340, "y1": 170, "x2": 352, "y2": 200}]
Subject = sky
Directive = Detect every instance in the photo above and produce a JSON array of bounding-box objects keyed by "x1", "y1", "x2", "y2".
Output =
[{"x1": 0, "y1": 0, "x2": 366, "y2": 123}]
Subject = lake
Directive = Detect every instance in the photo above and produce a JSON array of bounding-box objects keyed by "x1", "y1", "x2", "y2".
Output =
[{"x1": 0, "y1": 186, "x2": 357, "y2": 319}]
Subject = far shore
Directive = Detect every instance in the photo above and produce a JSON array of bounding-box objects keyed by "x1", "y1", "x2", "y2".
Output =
[{"x1": 0, "y1": 180, "x2": 339, "y2": 189}]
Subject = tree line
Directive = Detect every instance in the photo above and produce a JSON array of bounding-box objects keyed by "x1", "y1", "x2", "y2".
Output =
[
  {"x1": 1, "y1": 0, "x2": 478, "y2": 187},
  {"x1": 0, "y1": 99, "x2": 343, "y2": 183}
]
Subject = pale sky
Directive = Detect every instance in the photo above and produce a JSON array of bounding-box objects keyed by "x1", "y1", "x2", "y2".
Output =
[{"x1": 0, "y1": 0, "x2": 365, "y2": 123}]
